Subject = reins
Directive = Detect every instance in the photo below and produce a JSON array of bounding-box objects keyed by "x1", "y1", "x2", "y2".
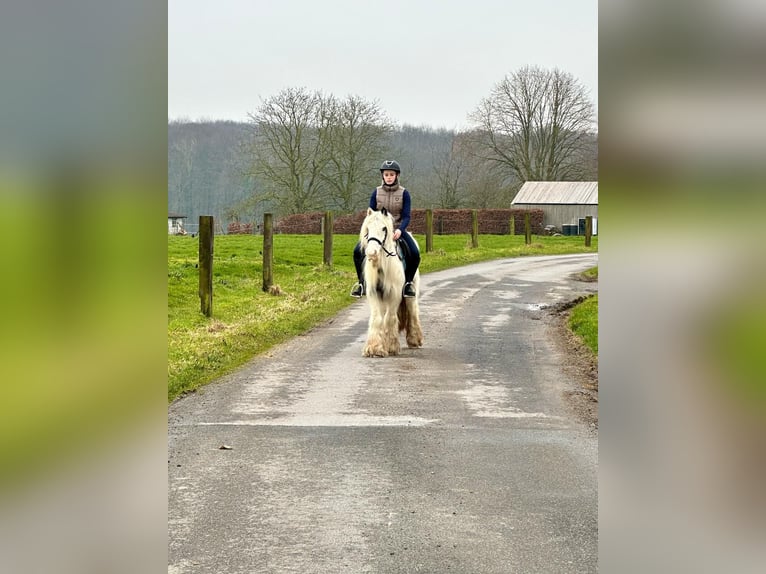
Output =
[{"x1": 364, "y1": 227, "x2": 398, "y2": 258}]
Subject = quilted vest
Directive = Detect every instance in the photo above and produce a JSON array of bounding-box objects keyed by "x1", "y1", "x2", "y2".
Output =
[{"x1": 375, "y1": 185, "x2": 405, "y2": 228}]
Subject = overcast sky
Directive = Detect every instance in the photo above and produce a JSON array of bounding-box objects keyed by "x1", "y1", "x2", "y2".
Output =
[{"x1": 169, "y1": 0, "x2": 597, "y2": 130}]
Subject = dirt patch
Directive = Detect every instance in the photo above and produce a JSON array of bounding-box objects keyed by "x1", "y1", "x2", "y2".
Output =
[
  {"x1": 574, "y1": 271, "x2": 598, "y2": 283},
  {"x1": 547, "y1": 296, "x2": 598, "y2": 432}
]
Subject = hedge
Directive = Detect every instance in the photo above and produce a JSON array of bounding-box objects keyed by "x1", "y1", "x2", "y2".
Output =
[{"x1": 273, "y1": 209, "x2": 544, "y2": 235}]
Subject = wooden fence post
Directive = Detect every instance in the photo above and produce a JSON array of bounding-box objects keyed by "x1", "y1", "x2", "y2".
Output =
[
  {"x1": 323, "y1": 211, "x2": 333, "y2": 266},
  {"x1": 262, "y1": 213, "x2": 273, "y2": 292},
  {"x1": 524, "y1": 212, "x2": 532, "y2": 245},
  {"x1": 471, "y1": 209, "x2": 479, "y2": 248},
  {"x1": 510, "y1": 215, "x2": 515, "y2": 236},
  {"x1": 198, "y1": 215, "x2": 214, "y2": 317},
  {"x1": 585, "y1": 215, "x2": 593, "y2": 247},
  {"x1": 425, "y1": 209, "x2": 433, "y2": 253}
]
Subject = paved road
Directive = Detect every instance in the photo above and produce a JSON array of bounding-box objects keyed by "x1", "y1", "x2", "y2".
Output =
[{"x1": 168, "y1": 253, "x2": 599, "y2": 574}]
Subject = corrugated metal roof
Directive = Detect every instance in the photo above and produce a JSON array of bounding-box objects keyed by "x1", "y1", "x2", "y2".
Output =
[{"x1": 512, "y1": 181, "x2": 598, "y2": 205}]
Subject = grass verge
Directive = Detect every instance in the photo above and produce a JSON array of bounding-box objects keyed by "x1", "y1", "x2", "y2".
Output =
[{"x1": 568, "y1": 294, "x2": 598, "y2": 355}]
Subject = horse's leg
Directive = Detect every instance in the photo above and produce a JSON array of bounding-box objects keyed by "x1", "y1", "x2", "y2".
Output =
[
  {"x1": 363, "y1": 266, "x2": 388, "y2": 357},
  {"x1": 363, "y1": 301, "x2": 388, "y2": 357},
  {"x1": 404, "y1": 298, "x2": 424, "y2": 348},
  {"x1": 384, "y1": 301, "x2": 401, "y2": 355},
  {"x1": 403, "y1": 274, "x2": 424, "y2": 348}
]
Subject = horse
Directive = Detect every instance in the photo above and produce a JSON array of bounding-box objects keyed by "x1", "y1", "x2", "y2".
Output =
[{"x1": 359, "y1": 207, "x2": 424, "y2": 357}]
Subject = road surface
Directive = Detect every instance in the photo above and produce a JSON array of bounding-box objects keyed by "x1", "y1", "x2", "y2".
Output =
[{"x1": 169, "y1": 253, "x2": 599, "y2": 573}]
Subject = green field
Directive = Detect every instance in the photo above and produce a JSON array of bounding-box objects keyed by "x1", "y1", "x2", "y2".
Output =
[{"x1": 168, "y1": 233, "x2": 598, "y2": 401}]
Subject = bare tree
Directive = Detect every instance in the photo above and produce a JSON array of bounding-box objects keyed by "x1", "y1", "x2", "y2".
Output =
[
  {"x1": 464, "y1": 165, "x2": 517, "y2": 208},
  {"x1": 168, "y1": 135, "x2": 196, "y2": 215},
  {"x1": 469, "y1": 66, "x2": 595, "y2": 182},
  {"x1": 430, "y1": 135, "x2": 467, "y2": 208},
  {"x1": 246, "y1": 87, "x2": 334, "y2": 214},
  {"x1": 428, "y1": 132, "x2": 516, "y2": 208},
  {"x1": 322, "y1": 95, "x2": 391, "y2": 212},
  {"x1": 245, "y1": 89, "x2": 391, "y2": 215}
]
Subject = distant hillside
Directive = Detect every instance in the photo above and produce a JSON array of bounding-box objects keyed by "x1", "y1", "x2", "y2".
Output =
[
  {"x1": 168, "y1": 121, "x2": 456, "y2": 230},
  {"x1": 168, "y1": 121, "x2": 253, "y2": 233},
  {"x1": 168, "y1": 121, "x2": 596, "y2": 231}
]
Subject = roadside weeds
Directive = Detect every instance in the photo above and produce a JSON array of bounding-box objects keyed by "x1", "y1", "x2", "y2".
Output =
[{"x1": 549, "y1": 292, "x2": 599, "y2": 432}]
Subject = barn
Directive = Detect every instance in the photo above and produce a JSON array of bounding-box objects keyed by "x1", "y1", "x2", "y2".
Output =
[
  {"x1": 511, "y1": 181, "x2": 598, "y2": 235},
  {"x1": 168, "y1": 212, "x2": 187, "y2": 235}
]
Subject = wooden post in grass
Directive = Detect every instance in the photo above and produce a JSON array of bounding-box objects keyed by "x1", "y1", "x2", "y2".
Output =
[
  {"x1": 471, "y1": 209, "x2": 479, "y2": 248},
  {"x1": 425, "y1": 209, "x2": 433, "y2": 253},
  {"x1": 510, "y1": 215, "x2": 515, "y2": 236},
  {"x1": 524, "y1": 212, "x2": 532, "y2": 245},
  {"x1": 198, "y1": 215, "x2": 214, "y2": 317},
  {"x1": 585, "y1": 215, "x2": 593, "y2": 247},
  {"x1": 262, "y1": 213, "x2": 273, "y2": 292},
  {"x1": 323, "y1": 211, "x2": 333, "y2": 266}
]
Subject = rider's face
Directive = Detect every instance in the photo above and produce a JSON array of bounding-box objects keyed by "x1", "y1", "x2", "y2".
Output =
[{"x1": 382, "y1": 170, "x2": 398, "y2": 184}]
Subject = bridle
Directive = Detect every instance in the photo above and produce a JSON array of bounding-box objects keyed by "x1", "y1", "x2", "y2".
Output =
[{"x1": 364, "y1": 226, "x2": 397, "y2": 258}]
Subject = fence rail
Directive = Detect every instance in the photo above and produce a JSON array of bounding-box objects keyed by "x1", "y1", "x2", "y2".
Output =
[{"x1": 190, "y1": 212, "x2": 595, "y2": 317}]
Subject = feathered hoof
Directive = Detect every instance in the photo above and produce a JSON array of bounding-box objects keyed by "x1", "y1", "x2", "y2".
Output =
[
  {"x1": 406, "y1": 326, "x2": 424, "y2": 348},
  {"x1": 363, "y1": 345, "x2": 388, "y2": 358}
]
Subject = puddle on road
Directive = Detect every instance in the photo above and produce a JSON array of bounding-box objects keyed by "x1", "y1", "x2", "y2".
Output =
[{"x1": 509, "y1": 302, "x2": 550, "y2": 312}]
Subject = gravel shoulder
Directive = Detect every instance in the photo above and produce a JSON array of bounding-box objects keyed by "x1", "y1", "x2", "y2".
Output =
[{"x1": 548, "y1": 281, "x2": 599, "y2": 432}]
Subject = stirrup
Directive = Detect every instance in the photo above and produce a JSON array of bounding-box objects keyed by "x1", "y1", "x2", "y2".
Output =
[
  {"x1": 350, "y1": 283, "x2": 365, "y2": 298},
  {"x1": 403, "y1": 282, "x2": 416, "y2": 298}
]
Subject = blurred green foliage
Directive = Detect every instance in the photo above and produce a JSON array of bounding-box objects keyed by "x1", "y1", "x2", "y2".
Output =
[{"x1": 0, "y1": 181, "x2": 166, "y2": 493}]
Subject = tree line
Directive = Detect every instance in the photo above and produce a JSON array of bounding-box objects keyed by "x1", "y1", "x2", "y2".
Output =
[{"x1": 168, "y1": 66, "x2": 597, "y2": 230}]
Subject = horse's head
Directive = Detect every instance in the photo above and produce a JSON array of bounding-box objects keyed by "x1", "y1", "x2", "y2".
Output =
[{"x1": 360, "y1": 207, "x2": 395, "y2": 264}]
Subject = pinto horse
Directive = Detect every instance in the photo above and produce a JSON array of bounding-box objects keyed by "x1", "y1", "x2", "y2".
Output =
[{"x1": 359, "y1": 207, "x2": 424, "y2": 357}]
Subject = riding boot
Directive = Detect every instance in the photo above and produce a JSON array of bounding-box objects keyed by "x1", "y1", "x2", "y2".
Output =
[
  {"x1": 351, "y1": 242, "x2": 365, "y2": 297},
  {"x1": 401, "y1": 237, "x2": 419, "y2": 298}
]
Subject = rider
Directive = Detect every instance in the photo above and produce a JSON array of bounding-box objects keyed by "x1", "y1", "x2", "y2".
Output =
[{"x1": 351, "y1": 160, "x2": 420, "y2": 298}]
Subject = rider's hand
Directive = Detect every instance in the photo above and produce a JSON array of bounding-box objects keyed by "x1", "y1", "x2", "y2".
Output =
[{"x1": 393, "y1": 229, "x2": 402, "y2": 240}]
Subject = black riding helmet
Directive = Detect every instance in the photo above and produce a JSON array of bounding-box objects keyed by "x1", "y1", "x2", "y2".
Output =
[{"x1": 379, "y1": 160, "x2": 401, "y2": 174}]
